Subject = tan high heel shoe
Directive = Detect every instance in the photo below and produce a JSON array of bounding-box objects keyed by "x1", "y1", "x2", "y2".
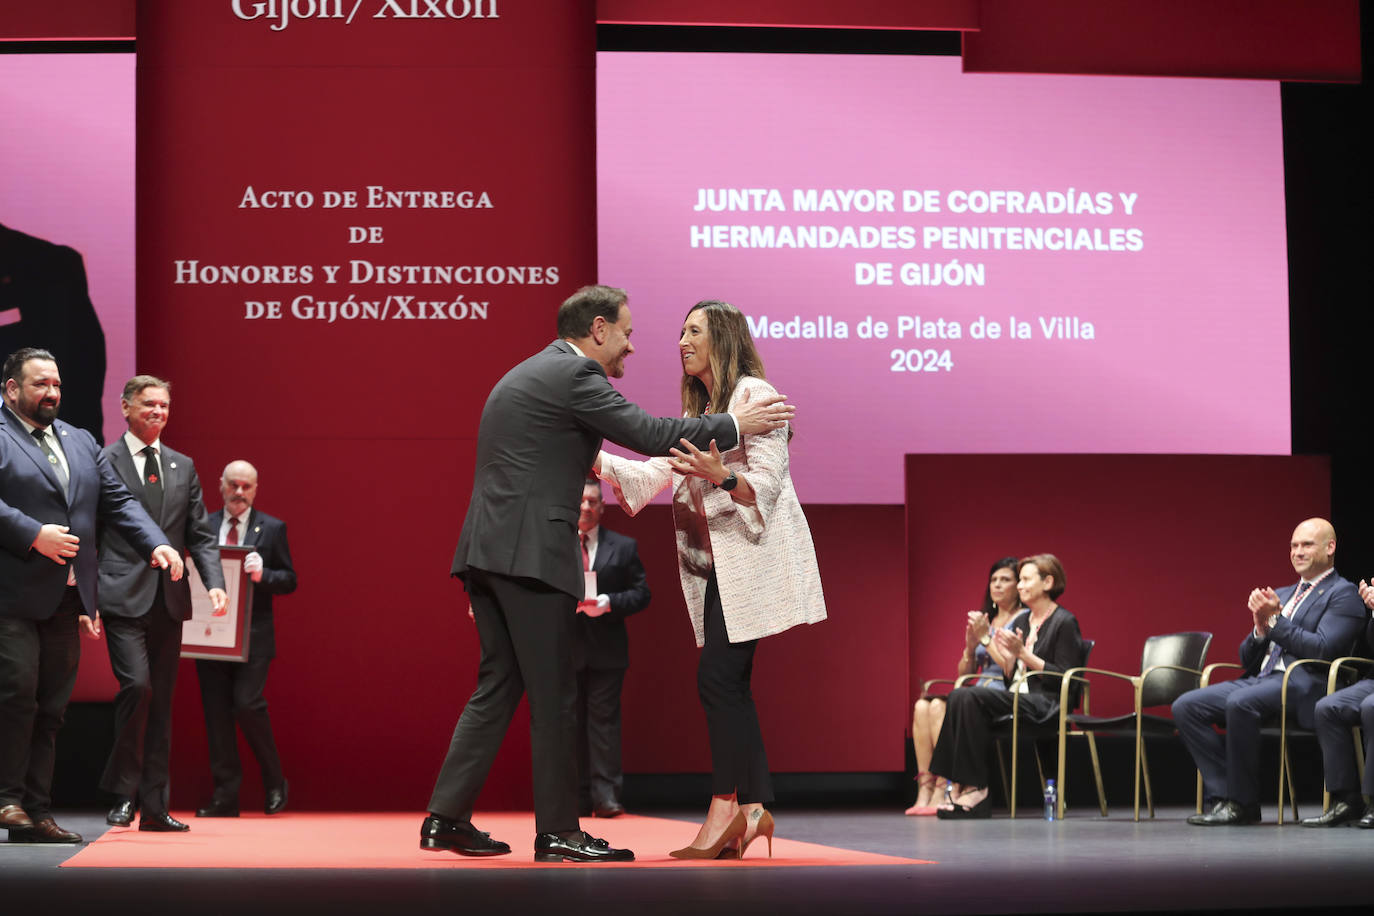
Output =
[
  {"x1": 739, "y1": 809, "x2": 774, "y2": 859},
  {"x1": 668, "y1": 810, "x2": 747, "y2": 859}
]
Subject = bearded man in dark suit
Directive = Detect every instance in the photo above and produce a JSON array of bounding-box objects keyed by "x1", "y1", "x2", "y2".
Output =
[{"x1": 1, "y1": 349, "x2": 182, "y2": 844}]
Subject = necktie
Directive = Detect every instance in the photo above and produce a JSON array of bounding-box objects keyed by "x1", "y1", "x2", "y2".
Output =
[
  {"x1": 141, "y1": 445, "x2": 164, "y2": 519},
  {"x1": 580, "y1": 532, "x2": 590, "y2": 571},
  {"x1": 32, "y1": 428, "x2": 69, "y2": 498},
  {"x1": 1259, "y1": 581, "x2": 1313, "y2": 676},
  {"x1": 227, "y1": 516, "x2": 240, "y2": 546}
]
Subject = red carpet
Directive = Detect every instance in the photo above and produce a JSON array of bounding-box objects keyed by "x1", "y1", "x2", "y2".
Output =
[{"x1": 62, "y1": 812, "x2": 933, "y2": 870}]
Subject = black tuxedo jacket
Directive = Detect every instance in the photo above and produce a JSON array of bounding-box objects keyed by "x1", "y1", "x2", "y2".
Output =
[
  {"x1": 97, "y1": 437, "x2": 224, "y2": 620},
  {"x1": 574, "y1": 526, "x2": 650, "y2": 670},
  {"x1": 1, "y1": 406, "x2": 163, "y2": 619},
  {"x1": 452, "y1": 339, "x2": 737, "y2": 600},
  {"x1": 209, "y1": 507, "x2": 297, "y2": 658}
]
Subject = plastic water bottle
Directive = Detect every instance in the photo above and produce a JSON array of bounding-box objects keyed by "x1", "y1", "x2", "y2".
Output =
[{"x1": 1043, "y1": 779, "x2": 1058, "y2": 821}]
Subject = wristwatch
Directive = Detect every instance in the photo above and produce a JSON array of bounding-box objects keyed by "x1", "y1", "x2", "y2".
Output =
[
  {"x1": 720, "y1": 472, "x2": 738, "y2": 492},
  {"x1": 979, "y1": 633, "x2": 992, "y2": 647}
]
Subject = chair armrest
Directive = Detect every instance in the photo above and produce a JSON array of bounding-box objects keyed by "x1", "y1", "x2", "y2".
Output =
[
  {"x1": 1012, "y1": 667, "x2": 1092, "y2": 712},
  {"x1": 1200, "y1": 662, "x2": 1242, "y2": 687},
  {"x1": 1279, "y1": 658, "x2": 1335, "y2": 717},
  {"x1": 921, "y1": 678, "x2": 957, "y2": 698},
  {"x1": 1063, "y1": 666, "x2": 1138, "y2": 685},
  {"x1": 953, "y1": 673, "x2": 988, "y2": 689},
  {"x1": 1328, "y1": 656, "x2": 1374, "y2": 692}
]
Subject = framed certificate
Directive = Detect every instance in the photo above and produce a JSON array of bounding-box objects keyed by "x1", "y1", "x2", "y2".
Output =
[{"x1": 180, "y1": 545, "x2": 256, "y2": 661}]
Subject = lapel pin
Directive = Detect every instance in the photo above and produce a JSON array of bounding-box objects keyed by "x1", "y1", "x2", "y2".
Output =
[
  {"x1": 169, "y1": 461, "x2": 177, "y2": 469},
  {"x1": 59, "y1": 429, "x2": 67, "y2": 436},
  {"x1": 254, "y1": 526, "x2": 261, "y2": 533}
]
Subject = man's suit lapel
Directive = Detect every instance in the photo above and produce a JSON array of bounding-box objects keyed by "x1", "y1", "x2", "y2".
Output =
[
  {"x1": 1, "y1": 408, "x2": 67, "y2": 497},
  {"x1": 593, "y1": 529, "x2": 620, "y2": 573},
  {"x1": 108, "y1": 438, "x2": 152, "y2": 519},
  {"x1": 242, "y1": 509, "x2": 261, "y2": 547},
  {"x1": 158, "y1": 446, "x2": 183, "y2": 522},
  {"x1": 1291, "y1": 580, "x2": 1331, "y2": 630},
  {"x1": 52, "y1": 423, "x2": 85, "y2": 508}
]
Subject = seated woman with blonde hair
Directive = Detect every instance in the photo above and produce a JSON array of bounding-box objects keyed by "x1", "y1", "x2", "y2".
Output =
[{"x1": 906, "y1": 556, "x2": 1023, "y2": 815}]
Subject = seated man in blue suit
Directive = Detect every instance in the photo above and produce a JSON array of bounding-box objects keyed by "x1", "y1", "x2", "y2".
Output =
[
  {"x1": 1175, "y1": 517, "x2": 1366, "y2": 825},
  {"x1": 1, "y1": 348, "x2": 182, "y2": 844},
  {"x1": 1300, "y1": 578, "x2": 1374, "y2": 828}
]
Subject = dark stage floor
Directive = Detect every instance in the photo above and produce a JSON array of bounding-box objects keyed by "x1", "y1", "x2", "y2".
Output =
[{"x1": 5, "y1": 805, "x2": 1370, "y2": 914}]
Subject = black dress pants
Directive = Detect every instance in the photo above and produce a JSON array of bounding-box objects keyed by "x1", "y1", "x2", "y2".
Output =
[
  {"x1": 0, "y1": 587, "x2": 82, "y2": 819},
  {"x1": 196, "y1": 653, "x2": 284, "y2": 804},
  {"x1": 428, "y1": 569, "x2": 579, "y2": 835},
  {"x1": 929, "y1": 685, "x2": 1056, "y2": 790},
  {"x1": 576, "y1": 665, "x2": 626, "y2": 809},
  {"x1": 698, "y1": 569, "x2": 773, "y2": 804},
  {"x1": 100, "y1": 593, "x2": 182, "y2": 815}
]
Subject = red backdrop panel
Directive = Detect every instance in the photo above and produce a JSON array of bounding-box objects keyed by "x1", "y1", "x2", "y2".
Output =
[
  {"x1": 906, "y1": 454, "x2": 1334, "y2": 707},
  {"x1": 963, "y1": 0, "x2": 1362, "y2": 82},
  {"x1": 134, "y1": 0, "x2": 597, "y2": 812},
  {"x1": 596, "y1": 0, "x2": 978, "y2": 30}
]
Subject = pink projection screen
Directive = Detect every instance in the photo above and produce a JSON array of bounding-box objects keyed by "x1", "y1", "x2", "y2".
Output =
[{"x1": 596, "y1": 53, "x2": 1290, "y2": 503}]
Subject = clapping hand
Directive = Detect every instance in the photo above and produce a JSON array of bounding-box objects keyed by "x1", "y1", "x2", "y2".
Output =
[
  {"x1": 1358, "y1": 579, "x2": 1374, "y2": 612},
  {"x1": 994, "y1": 627, "x2": 1025, "y2": 659},
  {"x1": 1248, "y1": 587, "x2": 1281, "y2": 633}
]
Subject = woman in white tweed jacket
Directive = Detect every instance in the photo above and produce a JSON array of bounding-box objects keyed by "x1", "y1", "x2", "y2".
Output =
[{"x1": 597, "y1": 300, "x2": 826, "y2": 859}]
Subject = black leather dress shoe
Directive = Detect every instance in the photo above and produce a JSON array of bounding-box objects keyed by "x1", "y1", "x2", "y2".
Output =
[
  {"x1": 8, "y1": 817, "x2": 82, "y2": 843},
  {"x1": 264, "y1": 781, "x2": 289, "y2": 815},
  {"x1": 593, "y1": 802, "x2": 626, "y2": 818},
  {"x1": 196, "y1": 801, "x2": 240, "y2": 818},
  {"x1": 1186, "y1": 800, "x2": 1260, "y2": 826},
  {"x1": 139, "y1": 812, "x2": 191, "y2": 832},
  {"x1": 106, "y1": 799, "x2": 136, "y2": 827},
  {"x1": 419, "y1": 815, "x2": 511, "y2": 855},
  {"x1": 1300, "y1": 799, "x2": 1363, "y2": 827},
  {"x1": 533, "y1": 831, "x2": 634, "y2": 862},
  {"x1": 1357, "y1": 805, "x2": 1374, "y2": 829}
]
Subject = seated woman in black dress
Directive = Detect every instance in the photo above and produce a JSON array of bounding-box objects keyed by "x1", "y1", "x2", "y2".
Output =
[{"x1": 929, "y1": 553, "x2": 1085, "y2": 819}]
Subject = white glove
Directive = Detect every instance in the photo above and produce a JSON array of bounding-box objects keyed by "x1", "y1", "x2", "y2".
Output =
[
  {"x1": 581, "y1": 594, "x2": 612, "y2": 618},
  {"x1": 243, "y1": 550, "x2": 264, "y2": 582}
]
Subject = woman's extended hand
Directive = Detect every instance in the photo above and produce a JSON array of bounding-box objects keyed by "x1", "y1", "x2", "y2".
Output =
[{"x1": 668, "y1": 438, "x2": 729, "y2": 486}]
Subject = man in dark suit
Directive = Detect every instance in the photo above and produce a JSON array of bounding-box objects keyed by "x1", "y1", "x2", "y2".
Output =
[
  {"x1": 195, "y1": 459, "x2": 297, "y2": 818},
  {"x1": 572, "y1": 477, "x2": 651, "y2": 819},
  {"x1": 1174, "y1": 517, "x2": 1366, "y2": 825},
  {"x1": 1300, "y1": 580, "x2": 1374, "y2": 828},
  {"x1": 423, "y1": 284, "x2": 792, "y2": 863},
  {"x1": 0, "y1": 224, "x2": 107, "y2": 441},
  {"x1": 1, "y1": 348, "x2": 182, "y2": 844},
  {"x1": 85, "y1": 375, "x2": 226, "y2": 832}
]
